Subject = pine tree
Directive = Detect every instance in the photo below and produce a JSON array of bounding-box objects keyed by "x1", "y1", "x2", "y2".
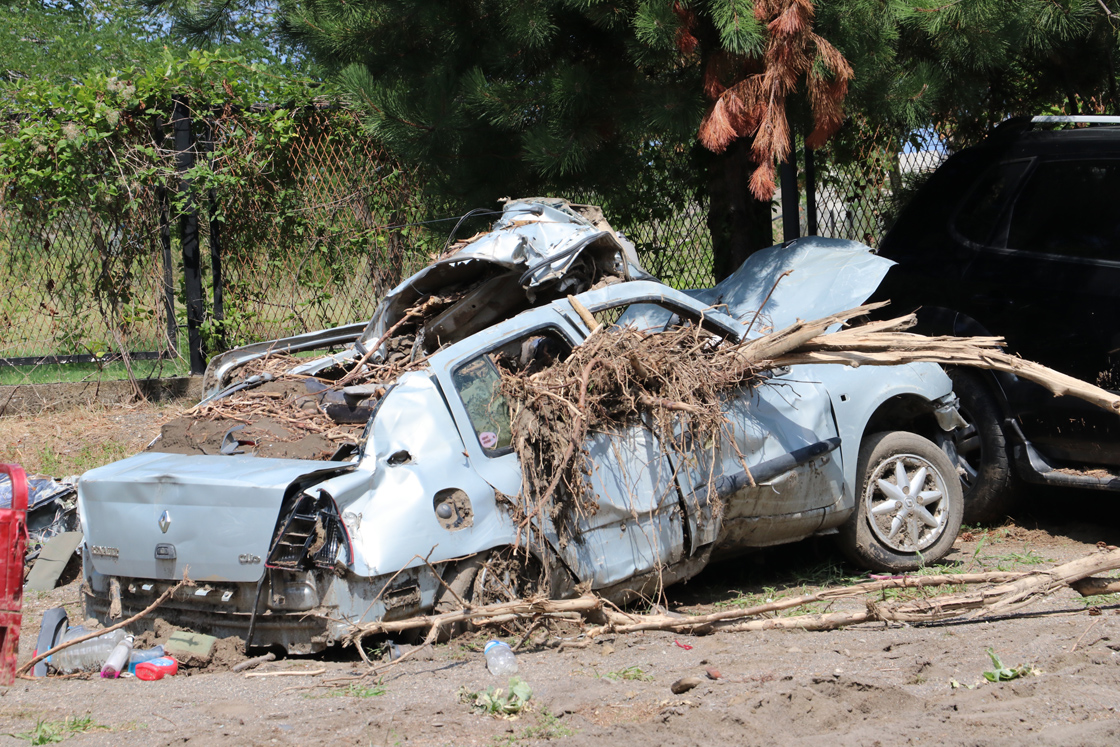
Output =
[{"x1": 267, "y1": 0, "x2": 1120, "y2": 275}]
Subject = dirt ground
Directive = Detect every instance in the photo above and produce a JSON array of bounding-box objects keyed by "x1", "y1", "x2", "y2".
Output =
[{"x1": 3, "y1": 404, "x2": 1120, "y2": 746}]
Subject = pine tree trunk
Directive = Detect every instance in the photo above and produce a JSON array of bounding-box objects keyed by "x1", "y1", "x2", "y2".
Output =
[{"x1": 705, "y1": 139, "x2": 774, "y2": 283}]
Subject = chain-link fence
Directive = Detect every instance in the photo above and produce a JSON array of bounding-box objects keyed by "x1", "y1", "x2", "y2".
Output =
[
  {"x1": 0, "y1": 153, "x2": 171, "y2": 370},
  {"x1": 202, "y1": 106, "x2": 432, "y2": 350},
  {"x1": 0, "y1": 106, "x2": 966, "y2": 383}
]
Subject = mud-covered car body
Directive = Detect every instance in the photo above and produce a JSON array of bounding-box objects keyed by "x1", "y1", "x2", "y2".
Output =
[{"x1": 79, "y1": 205, "x2": 963, "y2": 653}]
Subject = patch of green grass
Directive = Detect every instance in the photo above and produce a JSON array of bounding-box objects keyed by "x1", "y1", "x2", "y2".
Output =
[
  {"x1": 0, "y1": 358, "x2": 192, "y2": 386},
  {"x1": 789, "y1": 558, "x2": 862, "y2": 588},
  {"x1": 460, "y1": 677, "x2": 533, "y2": 719},
  {"x1": 29, "y1": 441, "x2": 134, "y2": 476},
  {"x1": 1077, "y1": 592, "x2": 1120, "y2": 608},
  {"x1": 603, "y1": 666, "x2": 652, "y2": 682},
  {"x1": 8, "y1": 715, "x2": 108, "y2": 744},
  {"x1": 491, "y1": 710, "x2": 575, "y2": 745},
  {"x1": 971, "y1": 548, "x2": 1051, "y2": 572},
  {"x1": 714, "y1": 587, "x2": 776, "y2": 610},
  {"x1": 325, "y1": 682, "x2": 387, "y2": 698},
  {"x1": 996, "y1": 549, "x2": 1049, "y2": 566}
]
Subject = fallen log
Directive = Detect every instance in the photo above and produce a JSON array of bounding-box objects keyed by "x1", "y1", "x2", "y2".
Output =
[
  {"x1": 1071, "y1": 576, "x2": 1120, "y2": 596},
  {"x1": 339, "y1": 551, "x2": 1120, "y2": 652},
  {"x1": 876, "y1": 547, "x2": 1120, "y2": 622},
  {"x1": 587, "y1": 571, "x2": 1030, "y2": 635}
]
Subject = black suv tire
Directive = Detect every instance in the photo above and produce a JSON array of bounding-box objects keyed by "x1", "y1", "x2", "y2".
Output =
[{"x1": 944, "y1": 369, "x2": 1013, "y2": 524}]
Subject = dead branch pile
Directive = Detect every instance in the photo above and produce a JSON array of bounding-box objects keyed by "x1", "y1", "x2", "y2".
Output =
[
  {"x1": 501, "y1": 302, "x2": 1120, "y2": 541},
  {"x1": 501, "y1": 320, "x2": 752, "y2": 539},
  {"x1": 150, "y1": 296, "x2": 449, "y2": 459},
  {"x1": 343, "y1": 547, "x2": 1120, "y2": 647}
]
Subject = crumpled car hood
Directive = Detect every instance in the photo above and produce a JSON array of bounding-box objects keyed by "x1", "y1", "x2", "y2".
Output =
[{"x1": 688, "y1": 236, "x2": 895, "y2": 333}]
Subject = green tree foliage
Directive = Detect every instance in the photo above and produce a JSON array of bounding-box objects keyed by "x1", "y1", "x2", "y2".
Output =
[
  {"x1": 820, "y1": 1, "x2": 1120, "y2": 144},
  {"x1": 135, "y1": 0, "x2": 310, "y2": 67},
  {"x1": 281, "y1": 0, "x2": 707, "y2": 216},
  {"x1": 0, "y1": 0, "x2": 172, "y2": 83},
  {"x1": 26, "y1": 0, "x2": 1120, "y2": 274},
  {"x1": 275, "y1": 0, "x2": 1120, "y2": 273}
]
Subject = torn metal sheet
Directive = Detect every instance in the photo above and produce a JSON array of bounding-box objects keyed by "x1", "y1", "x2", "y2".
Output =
[
  {"x1": 356, "y1": 198, "x2": 648, "y2": 357},
  {"x1": 687, "y1": 236, "x2": 895, "y2": 334}
]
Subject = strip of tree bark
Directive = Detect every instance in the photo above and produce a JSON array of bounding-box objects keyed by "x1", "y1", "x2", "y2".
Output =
[
  {"x1": 753, "y1": 310, "x2": 1120, "y2": 414},
  {"x1": 874, "y1": 547, "x2": 1120, "y2": 622},
  {"x1": 343, "y1": 594, "x2": 604, "y2": 646}
]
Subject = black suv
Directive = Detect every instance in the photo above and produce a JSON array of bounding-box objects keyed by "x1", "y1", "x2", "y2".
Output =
[{"x1": 876, "y1": 115, "x2": 1120, "y2": 522}]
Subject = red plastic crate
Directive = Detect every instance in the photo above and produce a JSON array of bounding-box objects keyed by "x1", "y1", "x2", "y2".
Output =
[{"x1": 0, "y1": 464, "x2": 28, "y2": 685}]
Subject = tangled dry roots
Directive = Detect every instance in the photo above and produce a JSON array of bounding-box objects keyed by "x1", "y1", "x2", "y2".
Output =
[{"x1": 500, "y1": 324, "x2": 758, "y2": 543}]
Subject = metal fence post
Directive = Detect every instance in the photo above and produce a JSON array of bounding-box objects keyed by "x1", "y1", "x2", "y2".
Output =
[
  {"x1": 805, "y1": 145, "x2": 817, "y2": 236},
  {"x1": 172, "y1": 95, "x2": 206, "y2": 375},
  {"x1": 780, "y1": 154, "x2": 800, "y2": 242},
  {"x1": 204, "y1": 119, "x2": 226, "y2": 352}
]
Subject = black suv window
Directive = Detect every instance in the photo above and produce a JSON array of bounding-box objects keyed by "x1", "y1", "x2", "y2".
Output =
[
  {"x1": 1007, "y1": 160, "x2": 1120, "y2": 260},
  {"x1": 952, "y1": 160, "x2": 1030, "y2": 245}
]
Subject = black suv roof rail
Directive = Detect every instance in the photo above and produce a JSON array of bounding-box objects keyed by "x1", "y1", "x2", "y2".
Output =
[{"x1": 1030, "y1": 115, "x2": 1120, "y2": 125}]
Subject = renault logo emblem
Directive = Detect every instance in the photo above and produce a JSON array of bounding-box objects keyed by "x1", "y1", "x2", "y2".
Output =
[{"x1": 158, "y1": 510, "x2": 171, "y2": 534}]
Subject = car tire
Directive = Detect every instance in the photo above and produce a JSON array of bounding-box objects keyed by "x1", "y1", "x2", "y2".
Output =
[
  {"x1": 942, "y1": 369, "x2": 1013, "y2": 524},
  {"x1": 840, "y1": 431, "x2": 964, "y2": 572}
]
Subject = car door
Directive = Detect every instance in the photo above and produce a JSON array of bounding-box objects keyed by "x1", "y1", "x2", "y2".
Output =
[
  {"x1": 433, "y1": 313, "x2": 685, "y2": 590},
  {"x1": 583, "y1": 292, "x2": 845, "y2": 554},
  {"x1": 962, "y1": 156, "x2": 1120, "y2": 465}
]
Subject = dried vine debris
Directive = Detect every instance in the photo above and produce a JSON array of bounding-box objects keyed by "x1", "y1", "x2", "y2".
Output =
[
  {"x1": 501, "y1": 320, "x2": 749, "y2": 541},
  {"x1": 148, "y1": 295, "x2": 449, "y2": 459},
  {"x1": 499, "y1": 302, "x2": 1120, "y2": 545}
]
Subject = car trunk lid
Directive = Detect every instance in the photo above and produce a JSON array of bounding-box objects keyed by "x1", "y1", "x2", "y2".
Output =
[{"x1": 78, "y1": 452, "x2": 352, "y2": 583}]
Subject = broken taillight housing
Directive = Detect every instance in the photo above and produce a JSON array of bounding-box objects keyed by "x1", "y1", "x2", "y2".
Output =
[{"x1": 266, "y1": 489, "x2": 351, "y2": 572}]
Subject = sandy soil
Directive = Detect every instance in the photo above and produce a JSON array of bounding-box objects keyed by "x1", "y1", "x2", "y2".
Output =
[{"x1": 2, "y1": 406, "x2": 1120, "y2": 745}]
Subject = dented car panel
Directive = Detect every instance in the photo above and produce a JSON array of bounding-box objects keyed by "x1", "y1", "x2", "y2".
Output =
[
  {"x1": 343, "y1": 371, "x2": 519, "y2": 576},
  {"x1": 78, "y1": 204, "x2": 963, "y2": 652}
]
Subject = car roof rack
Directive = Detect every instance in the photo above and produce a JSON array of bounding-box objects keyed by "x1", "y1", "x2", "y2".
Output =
[{"x1": 1031, "y1": 115, "x2": 1120, "y2": 125}]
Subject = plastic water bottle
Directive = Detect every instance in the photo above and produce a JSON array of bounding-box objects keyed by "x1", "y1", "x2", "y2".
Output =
[
  {"x1": 483, "y1": 640, "x2": 518, "y2": 676},
  {"x1": 100, "y1": 635, "x2": 135, "y2": 678},
  {"x1": 128, "y1": 646, "x2": 165, "y2": 674},
  {"x1": 49, "y1": 628, "x2": 127, "y2": 674}
]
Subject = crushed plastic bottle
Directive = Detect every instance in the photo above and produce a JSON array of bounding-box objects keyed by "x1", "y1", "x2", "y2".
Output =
[
  {"x1": 48, "y1": 627, "x2": 127, "y2": 674},
  {"x1": 483, "y1": 640, "x2": 518, "y2": 676},
  {"x1": 100, "y1": 634, "x2": 134, "y2": 678}
]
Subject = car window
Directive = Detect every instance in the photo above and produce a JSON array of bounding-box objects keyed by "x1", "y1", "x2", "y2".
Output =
[
  {"x1": 952, "y1": 160, "x2": 1030, "y2": 245},
  {"x1": 451, "y1": 328, "x2": 573, "y2": 455},
  {"x1": 595, "y1": 300, "x2": 737, "y2": 340},
  {"x1": 1007, "y1": 159, "x2": 1120, "y2": 260}
]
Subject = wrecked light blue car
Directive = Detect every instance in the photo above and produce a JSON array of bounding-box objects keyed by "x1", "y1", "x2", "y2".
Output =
[{"x1": 78, "y1": 199, "x2": 965, "y2": 653}]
